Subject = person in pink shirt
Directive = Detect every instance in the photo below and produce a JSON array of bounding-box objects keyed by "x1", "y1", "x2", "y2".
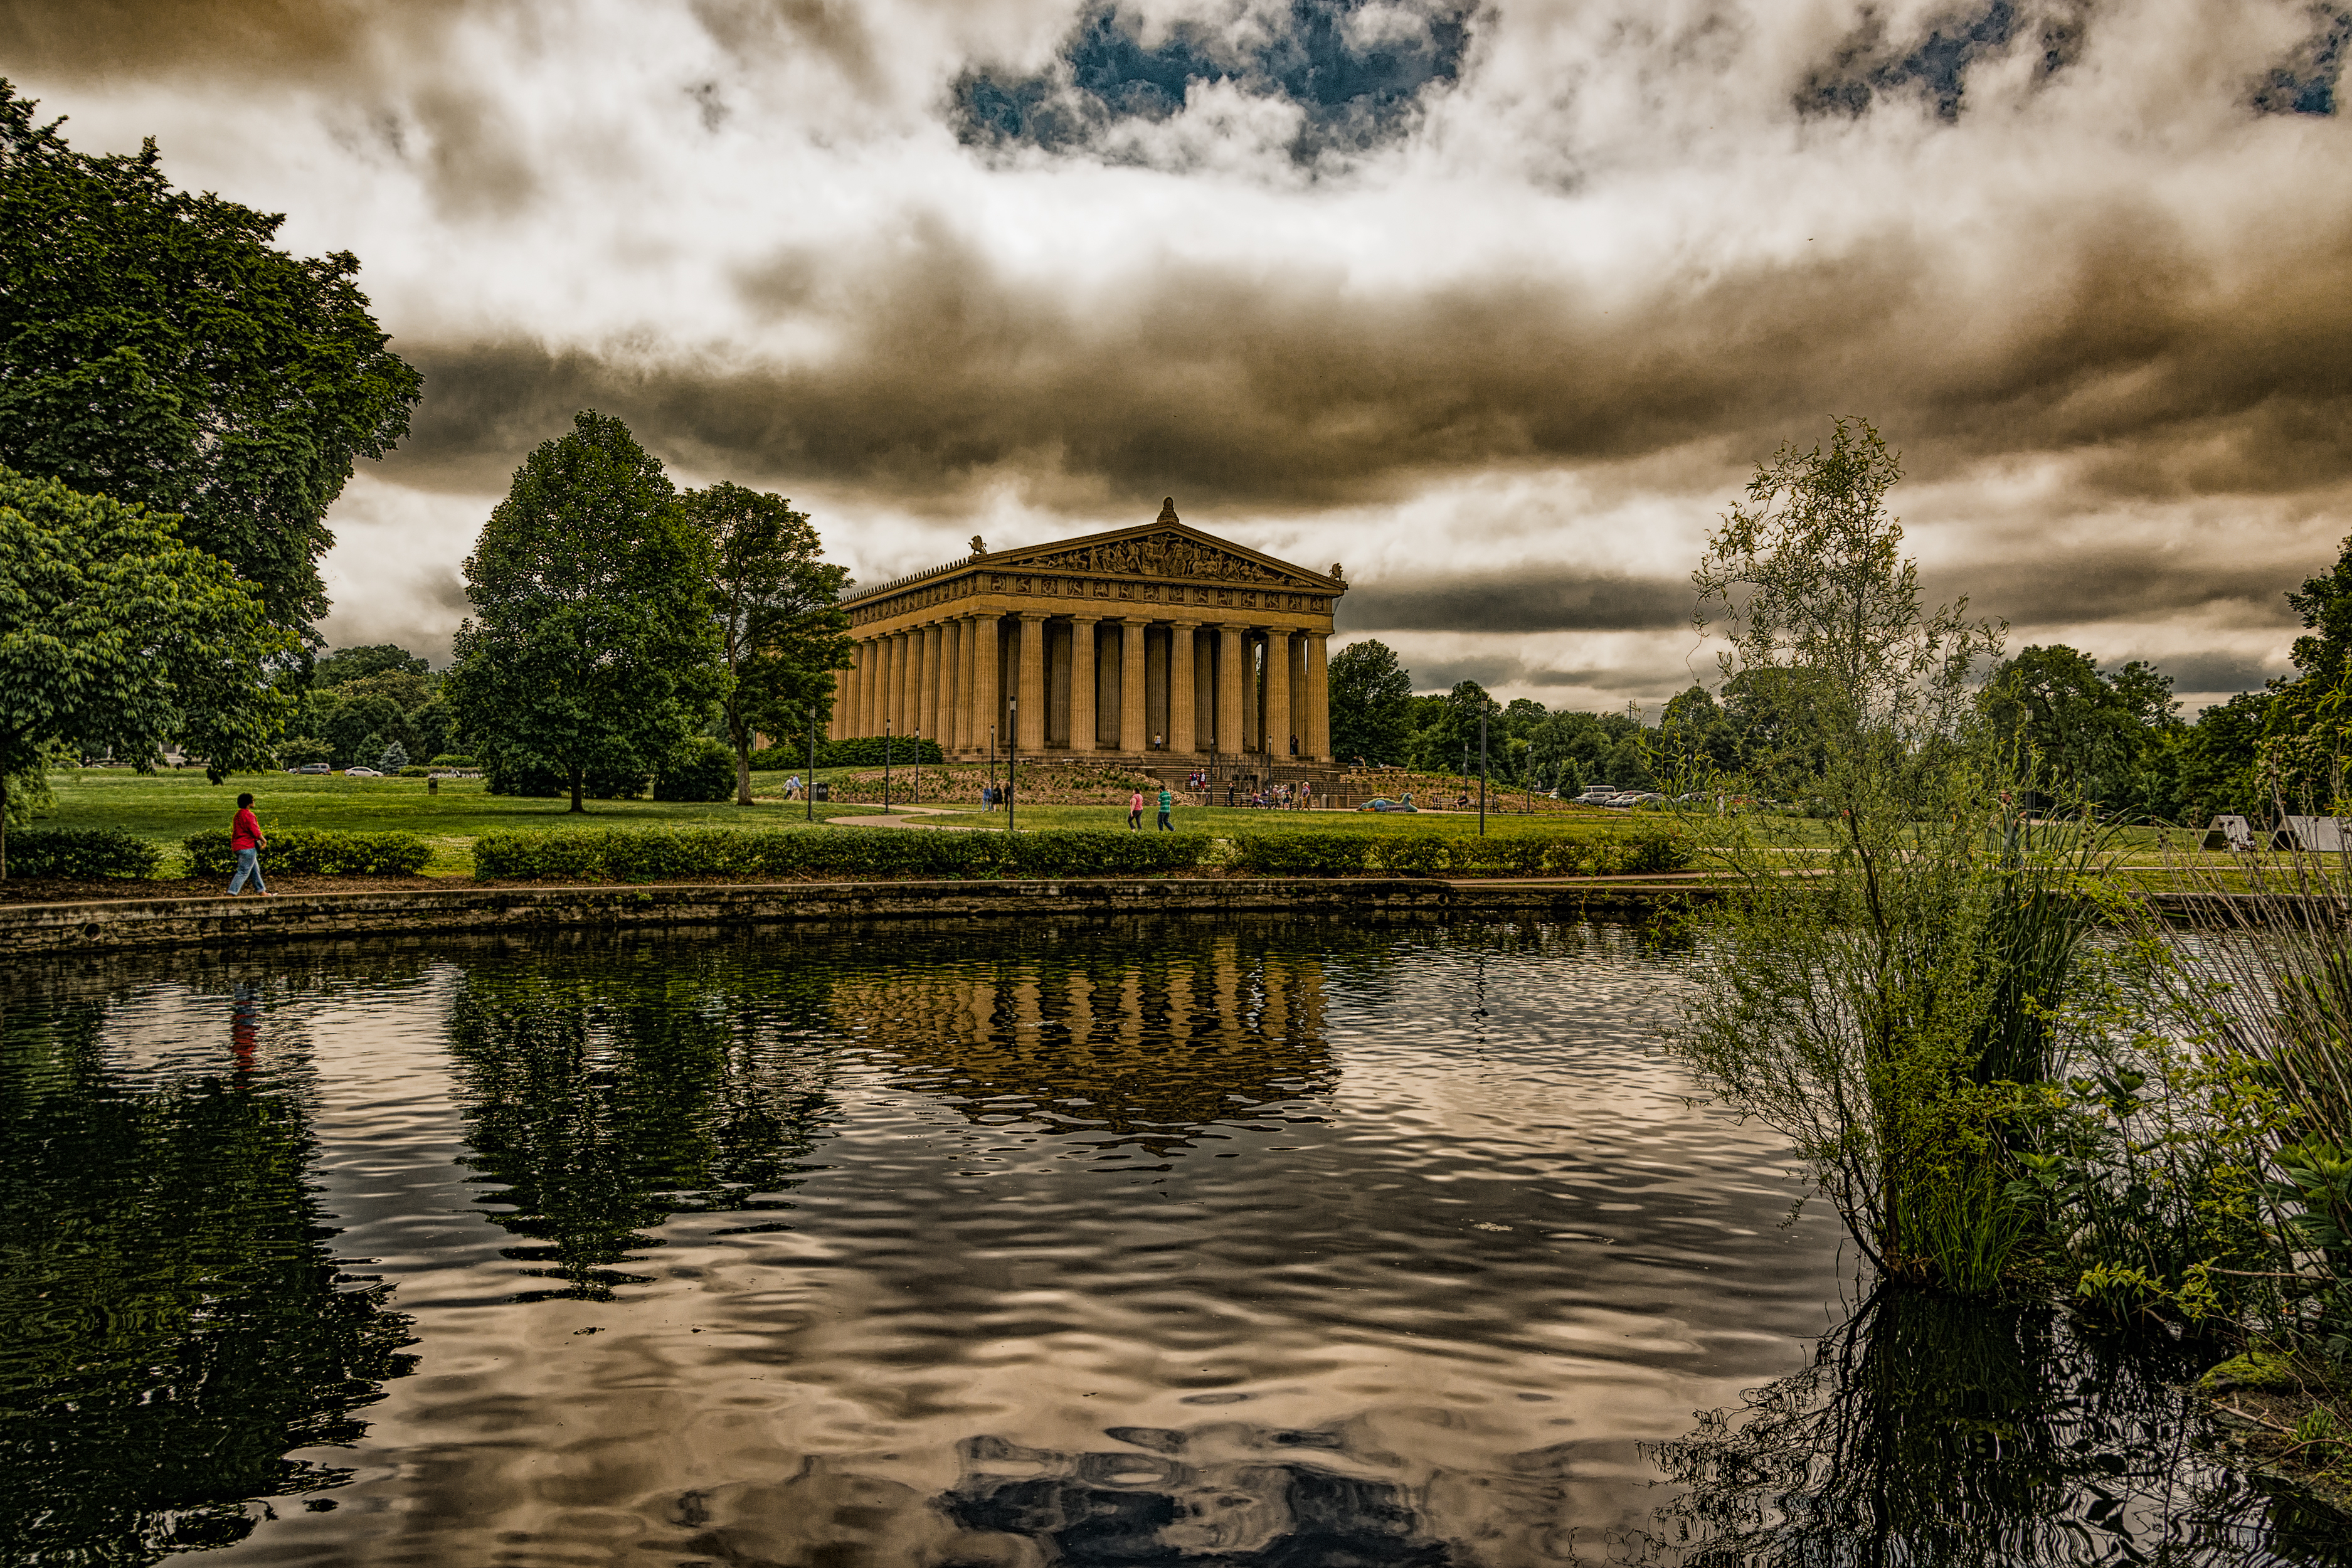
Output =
[
  {"x1": 1128, "y1": 790, "x2": 1145, "y2": 831},
  {"x1": 228, "y1": 792, "x2": 273, "y2": 895}
]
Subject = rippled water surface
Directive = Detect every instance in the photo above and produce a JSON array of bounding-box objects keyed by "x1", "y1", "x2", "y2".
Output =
[{"x1": 2, "y1": 917, "x2": 2344, "y2": 1565}]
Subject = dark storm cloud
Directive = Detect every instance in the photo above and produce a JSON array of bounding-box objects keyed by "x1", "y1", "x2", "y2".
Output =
[
  {"x1": 376, "y1": 196, "x2": 2352, "y2": 521},
  {"x1": 955, "y1": 0, "x2": 1475, "y2": 161},
  {"x1": 1937, "y1": 549, "x2": 2307, "y2": 628},
  {"x1": 0, "y1": 0, "x2": 468, "y2": 84},
  {"x1": 1337, "y1": 571, "x2": 1692, "y2": 633}
]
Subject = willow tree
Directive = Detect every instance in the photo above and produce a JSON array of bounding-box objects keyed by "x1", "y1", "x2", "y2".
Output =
[{"x1": 1668, "y1": 419, "x2": 2097, "y2": 1290}]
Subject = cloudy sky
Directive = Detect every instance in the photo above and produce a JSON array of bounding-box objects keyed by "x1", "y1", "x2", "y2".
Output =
[{"x1": 8, "y1": 0, "x2": 2349, "y2": 712}]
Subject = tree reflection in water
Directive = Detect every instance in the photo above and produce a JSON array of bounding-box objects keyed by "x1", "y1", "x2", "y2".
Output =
[
  {"x1": 443, "y1": 950, "x2": 841, "y2": 1300},
  {"x1": 0, "y1": 982, "x2": 416, "y2": 1564},
  {"x1": 1641, "y1": 1288, "x2": 2352, "y2": 1567}
]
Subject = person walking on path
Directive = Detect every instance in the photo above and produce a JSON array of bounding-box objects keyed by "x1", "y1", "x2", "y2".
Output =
[
  {"x1": 1156, "y1": 785, "x2": 1174, "y2": 832},
  {"x1": 1128, "y1": 789, "x2": 1145, "y2": 831},
  {"x1": 228, "y1": 793, "x2": 272, "y2": 896}
]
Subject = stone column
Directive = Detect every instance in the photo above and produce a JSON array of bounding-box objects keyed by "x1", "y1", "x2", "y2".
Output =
[
  {"x1": 920, "y1": 622, "x2": 943, "y2": 748},
  {"x1": 860, "y1": 638, "x2": 879, "y2": 736},
  {"x1": 1070, "y1": 616, "x2": 1099, "y2": 755},
  {"x1": 1015, "y1": 613, "x2": 1049, "y2": 753},
  {"x1": 1168, "y1": 620, "x2": 1198, "y2": 757},
  {"x1": 1216, "y1": 625, "x2": 1246, "y2": 761},
  {"x1": 1305, "y1": 633, "x2": 1331, "y2": 762},
  {"x1": 972, "y1": 615, "x2": 1002, "y2": 756},
  {"x1": 834, "y1": 644, "x2": 856, "y2": 741},
  {"x1": 1264, "y1": 630, "x2": 1292, "y2": 763},
  {"x1": 1120, "y1": 619, "x2": 1148, "y2": 756},
  {"x1": 940, "y1": 620, "x2": 961, "y2": 753}
]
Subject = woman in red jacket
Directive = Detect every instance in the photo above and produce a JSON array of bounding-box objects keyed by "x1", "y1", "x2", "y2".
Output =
[{"x1": 228, "y1": 793, "x2": 272, "y2": 895}]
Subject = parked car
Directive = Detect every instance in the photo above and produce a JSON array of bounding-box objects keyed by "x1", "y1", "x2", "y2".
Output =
[
  {"x1": 1356, "y1": 797, "x2": 1419, "y2": 813},
  {"x1": 290, "y1": 762, "x2": 331, "y2": 775},
  {"x1": 343, "y1": 766, "x2": 382, "y2": 778}
]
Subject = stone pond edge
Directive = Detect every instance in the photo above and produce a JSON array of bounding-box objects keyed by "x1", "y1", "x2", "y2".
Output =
[{"x1": 0, "y1": 877, "x2": 1731, "y2": 956}]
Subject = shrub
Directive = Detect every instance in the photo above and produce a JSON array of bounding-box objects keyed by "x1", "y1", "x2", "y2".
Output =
[
  {"x1": 472, "y1": 827, "x2": 1214, "y2": 882},
  {"x1": 484, "y1": 755, "x2": 650, "y2": 799},
  {"x1": 1227, "y1": 835, "x2": 1371, "y2": 876},
  {"x1": 750, "y1": 737, "x2": 946, "y2": 770},
  {"x1": 398, "y1": 765, "x2": 433, "y2": 778},
  {"x1": 379, "y1": 741, "x2": 410, "y2": 773},
  {"x1": 1373, "y1": 836, "x2": 1448, "y2": 876},
  {"x1": 4, "y1": 827, "x2": 161, "y2": 879},
  {"x1": 184, "y1": 827, "x2": 432, "y2": 877},
  {"x1": 654, "y1": 738, "x2": 738, "y2": 802},
  {"x1": 430, "y1": 754, "x2": 478, "y2": 768}
]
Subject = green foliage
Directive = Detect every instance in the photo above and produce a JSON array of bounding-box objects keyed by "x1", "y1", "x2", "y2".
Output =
[
  {"x1": 681, "y1": 482, "x2": 853, "y2": 805},
  {"x1": 0, "y1": 85, "x2": 422, "y2": 639},
  {"x1": 398, "y1": 766, "x2": 432, "y2": 778},
  {"x1": 0, "y1": 467, "x2": 295, "y2": 877},
  {"x1": 472, "y1": 827, "x2": 1212, "y2": 882},
  {"x1": 1220, "y1": 826, "x2": 1689, "y2": 877},
  {"x1": 1, "y1": 826, "x2": 160, "y2": 879},
  {"x1": 1668, "y1": 418, "x2": 2100, "y2": 1290},
  {"x1": 813, "y1": 735, "x2": 947, "y2": 767},
  {"x1": 447, "y1": 412, "x2": 726, "y2": 812},
  {"x1": 312, "y1": 644, "x2": 427, "y2": 687},
  {"x1": 183, "y1": 827, "x2": 430, "y2": 877},
  {"x1": 378, "y1": 741, "x2": 408, "y2": 774},
  {"x1": 484, "y1": 754, "x2": 650, "y2": 800},
  {"x1": 430, "y1": 754, "x2": 478, "y2": 769},
  {"x1": 652, "y1": 738, "x2": 736, "y2": 803},
  {"x1": 1978, "y1": 644, "x2": 2181, "y2": 815},
  {"x1": 1328, "y1": 639, "x2": 1416, "y2": 766},
  {"x1": 278, "y1": 737, "x2": 332, "y2": 769}
]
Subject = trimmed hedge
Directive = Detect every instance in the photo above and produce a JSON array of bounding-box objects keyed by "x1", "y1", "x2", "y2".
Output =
[
  {"x1": 3, "y1": 827, "x2": 161, "y2": 879},
  {"x1": 1226, "y1": 827, "x2": 1692, "y2": 877},
  {"x1": 184, "y1": 827, "x2": 433, "y2": 877},
  {"x1": 473, "y1": 827, "x2": 1211, "y2": 882}
]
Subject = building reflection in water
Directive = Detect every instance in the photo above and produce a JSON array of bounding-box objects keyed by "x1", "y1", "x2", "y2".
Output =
[
  {"x1": 837, "y1": 929, "x2": 1340, "y2": 1153},
  {"x1": 0, "y1": 978, "x2": 416, "y2": 1564}
]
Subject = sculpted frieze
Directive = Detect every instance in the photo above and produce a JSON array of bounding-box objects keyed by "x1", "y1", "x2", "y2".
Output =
[{"x1": 1014, "y1": 530, "x2": 1318, "y2": 588}]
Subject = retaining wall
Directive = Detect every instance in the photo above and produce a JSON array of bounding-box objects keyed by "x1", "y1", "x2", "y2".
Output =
[{"x1": 0, "y1": 877, "x2": 1711, "y2": 957}]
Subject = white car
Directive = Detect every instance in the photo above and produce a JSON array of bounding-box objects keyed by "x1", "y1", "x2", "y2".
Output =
[{"x1": 343, "y1": 767, "x2": 383, "y2": 778}]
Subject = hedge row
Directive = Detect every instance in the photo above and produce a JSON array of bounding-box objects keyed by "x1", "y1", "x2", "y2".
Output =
[
  {"x1": 474, "y1": 827, "x2": 1211, "y2": 881},
  {"x1": 1225, "y1": 828, "x2": 1691, "y2": 877},
  {"x1": 184, "y1": 827, "x2": 433, "y2": 877},
  {"x1": 3, "y1": 827, "x2": 161, "y2": 879},
  {"x1": 471, "y1": 824, "x2": 1692, "y2": 882}
]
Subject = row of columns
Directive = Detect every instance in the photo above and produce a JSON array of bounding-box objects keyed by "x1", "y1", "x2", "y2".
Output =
[{"x1": 831, "y1": 613, "x2": 1332, "y2": 761}]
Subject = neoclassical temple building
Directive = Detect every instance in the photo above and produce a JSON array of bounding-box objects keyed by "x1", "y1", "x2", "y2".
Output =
[{"x1": 832, "y1": 501, "x2": 1345, "y2": 768}]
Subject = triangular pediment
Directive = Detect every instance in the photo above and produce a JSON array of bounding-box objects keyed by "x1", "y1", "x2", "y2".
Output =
[{"x1": 989, "y1": 521, "x2": 1336, "y2": 591}]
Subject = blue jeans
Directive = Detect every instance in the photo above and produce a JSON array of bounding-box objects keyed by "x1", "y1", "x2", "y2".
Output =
[{"x1": 228, "y1": 847, "x2": 267, "y2": 894}]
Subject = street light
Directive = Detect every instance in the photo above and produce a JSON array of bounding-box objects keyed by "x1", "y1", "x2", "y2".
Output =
[
  {"x1": 1006, "y1": 697, "x2": 1018, "y2": 834},
  {"x1": 805, "y1": 702, "x2": 816, "y2": 823},
  {"x1": 1478, "y1": 709, "x2": 1488, "y2": 837},
  {"x1": 882, "y1": 719, "x2": 893, "y2": 816}
]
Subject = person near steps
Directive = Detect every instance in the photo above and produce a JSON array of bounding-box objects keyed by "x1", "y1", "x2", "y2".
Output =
[
  {"x1": 228, "y1": 793, "x2": 272, "y2": 895},
  {"x1": 1128, "y1": 789, "x2": 1145, "y2": 831},
  {"x1": 1156, "y1": 785, "x2": 1173, "y2": 832}
]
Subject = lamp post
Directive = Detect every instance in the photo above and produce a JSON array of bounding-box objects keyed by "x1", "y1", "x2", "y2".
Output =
[
  {"x1": 805, "y1": 703, "x2": 816, "y2": 823},
  {"x1": 988, "y1": 726, "x2": 997, "y2": 812},
  {"x1": 1006, "y1": 697, "x2": 1018, "y2": 834},
  {"x1": 882, "y1": 719, "x2": 893, "y2": 816}
]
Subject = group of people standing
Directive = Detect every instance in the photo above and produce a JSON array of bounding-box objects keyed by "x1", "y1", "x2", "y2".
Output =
[{"x1": 1127, "y1": 787, "x2": 1175, "y2": 831}]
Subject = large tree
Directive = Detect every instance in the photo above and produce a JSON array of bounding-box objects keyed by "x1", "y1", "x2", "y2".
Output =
[
  {"x1": 447, "y1": 413, "x2": 723, "y2": 813},
  {"x1": 0, "y1": 467, "x2": 293, "y2": 876},
  {"x1": 0, "y1": 83, "x2": 422, "y2": 643},
  {"x1": 676, "y1": 483, "x2": 852, "y2": 805},
  {"x1": 1326, "y1": 638, "x2": 1414, "y2": 765},
  {"x1": 1978, "y1": 644, "x2": 2176, "y2": 805}
]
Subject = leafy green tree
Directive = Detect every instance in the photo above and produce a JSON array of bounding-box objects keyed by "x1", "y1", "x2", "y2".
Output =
[
  {"x1": 0, "y1": 467, "x2": 292, "y2": 875},
  {"x1": 1527, "y1": 709, "x2": 1652, "y2": 793},
  {"x1": 1407, "y1": 680, "x2": 1501, "y2": 776},
  {"x1": 447, "y1": 412, "x2": 723, "y2": 813},
  {"x1": 312, "y1": 644, "x2": 428, "y2": 687},
  {"x1": 677, "y1": 483, "x2": 851, "y2": 805},
  {"x1": 0, "y1": 85, "x2": 422, "y2": 642},
  {"x1": 1659, "y1": 684, "x2": 1739, "y2": 773},
  {"x1": 1327, "y1": 638, "x2": 1414, "y2": 765},
  {"x1": 324, "y1": 692, "x2": 408, "y2": 768},
  {"x1": 1978, "y1": 644, "x2": 2173, "y2": 806}
]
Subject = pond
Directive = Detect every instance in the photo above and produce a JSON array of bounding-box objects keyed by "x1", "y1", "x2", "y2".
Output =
[{"x1": 1, "y1": 917, "x2": 2344, "y2": 1566}]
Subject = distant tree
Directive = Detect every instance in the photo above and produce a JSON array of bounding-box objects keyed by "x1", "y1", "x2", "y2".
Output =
[
  {"x1": 1660, "y1": 684, "x2": 1739, "y2": 773},
  {"x1": 0, "y1": 84, "x2": 422, "y2": 643},
  {"x1": 0, "y1": 467, "x2": 292, "y2": 876},
  {"x1": 1529, "y1": 709, "x2": 1653, "y2": 792},
  {"x1": 677, "y1": 483, "x2": 852, "y2": 805},
  {"x1": 1979, "y1": 645, "x2": 2156, "y2": 805},
  {"x1": 1409, "y1": 681, "x2": 1502, "y2": 776},
  {"x1": 1327, "y1": 639, "x2": 1414, "y2": 765},
  {"x1": 378, "y1": 741, "x2": 408, "y2": 773},
  {"x1": 324, "y1": 693, "x2": 408, "y2": 768},
  {"x1": 447, "y1": 412, "x2": 723, "y2": 813},
  {"x1": 314, "y1": 645, "x2": 428, "y2": 687}
]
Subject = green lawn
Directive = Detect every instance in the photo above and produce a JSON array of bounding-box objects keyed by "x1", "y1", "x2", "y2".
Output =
[
  {"x1": 911, "y1": 801, "x2": 1632, "y2": 836},
  {"x1": 37, "y1": 768, "x2": 881, "y2": 876}
]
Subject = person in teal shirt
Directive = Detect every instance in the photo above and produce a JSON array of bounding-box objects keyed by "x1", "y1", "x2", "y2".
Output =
[{"x1": 1156, "y1": 786, "x2": 1173, "y2": 832}]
